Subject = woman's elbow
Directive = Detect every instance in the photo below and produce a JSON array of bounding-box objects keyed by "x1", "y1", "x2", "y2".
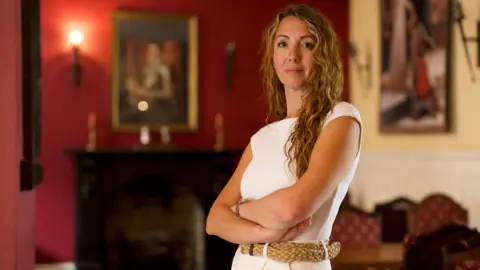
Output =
[
  {"x1": 205, "y1": 213, "x2": 217, "y2": 236},
  {"x1": 278, "y1": 201, "x2": 308, "y2": 225},
  {"x1": 206, "y1": 204, "x2": 227, "y2": 236},
  {"x1": 205, "y1": 224, "x2": 214, "y2": 236}
]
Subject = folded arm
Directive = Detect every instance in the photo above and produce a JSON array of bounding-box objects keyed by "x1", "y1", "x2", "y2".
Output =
[
  {"x1": 236, "y1": 116, "x2": 362, "y2": 229},
  {"x1": 206, "y1": 144, "x2": 302, "y2": 244}
]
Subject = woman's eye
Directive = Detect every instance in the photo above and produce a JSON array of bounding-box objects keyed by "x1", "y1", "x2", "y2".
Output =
[
  {"x1": 302, "y1": 42, "x2": 315, "y2": 49},
  {"x1": 277, "y1": 41, "x2": 287, "y2": 48}
]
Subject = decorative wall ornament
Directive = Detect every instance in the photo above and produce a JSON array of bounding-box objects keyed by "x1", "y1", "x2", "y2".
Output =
[
  {"x1": 453, "y1": 0, "x2": 480, "y2": 82},
  {"x1": 225, "y1": 42, "x2": 236, "y2": 92},
  {"x1": 349, "y1": 42, "x2": 372, "y2": 95},
  {"x1": 86, "y1": 112, "x2": 96, "y2": 151}
]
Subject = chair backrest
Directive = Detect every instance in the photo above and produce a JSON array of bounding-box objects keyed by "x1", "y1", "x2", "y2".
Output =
[
  {"x1": 408, "y1": 193, "x2": 468, "y2": 236},
  {"x1": 331, "y1": 204, "x2": 382, "y2": 247},
  {"x1": 374, "y1": 196, "x2": 416, "y2": 243}
]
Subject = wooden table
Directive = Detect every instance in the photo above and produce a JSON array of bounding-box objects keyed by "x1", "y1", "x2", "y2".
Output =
[{"x1": 332, "y1": 243, "x2": 404, "y2": 269}]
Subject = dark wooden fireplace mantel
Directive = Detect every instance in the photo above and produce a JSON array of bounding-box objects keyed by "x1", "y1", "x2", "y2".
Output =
[
  {"x1": 65, "y1": 147, "x2": 244, "y2": 155},
  {"x1": 66, "y1": 147, "x2": 243, "y2": 270}
]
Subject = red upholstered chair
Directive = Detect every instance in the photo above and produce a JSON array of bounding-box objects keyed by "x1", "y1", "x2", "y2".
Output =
[
  {"x1": 330, "y1": 204, "x2": 381, "y2": 247},
  {"x1": 374, "y1": 196, "x2": 416, "y2": 243},
  {"x1": 408, "y1": 193, "x2": 468, "y2": 236}
]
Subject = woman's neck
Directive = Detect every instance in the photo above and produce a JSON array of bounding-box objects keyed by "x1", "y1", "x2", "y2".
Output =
[
  {"x1": 286, "y1": 111, "x2": 299, "y2": 118},
  {"x1": 284, "y1": 88, "x2": 305, "y2": 118}
]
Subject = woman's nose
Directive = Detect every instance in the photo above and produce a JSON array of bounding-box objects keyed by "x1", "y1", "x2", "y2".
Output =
[{"x1": 287, "y1": 47, "x2": 300, "y2": 62}]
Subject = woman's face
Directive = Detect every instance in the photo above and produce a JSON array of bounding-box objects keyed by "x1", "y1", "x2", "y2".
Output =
[
  {"x1": 145, "y1": 44, "x2": 161, "y2": 64},
  {"x1": 273, "y1": 16, "x2": 316, "y2": 92}
]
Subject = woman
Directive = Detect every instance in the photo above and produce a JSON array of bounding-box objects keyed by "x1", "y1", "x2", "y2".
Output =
[{"x1": 206, "y1": 4, "x2": 362, "y2": 270}]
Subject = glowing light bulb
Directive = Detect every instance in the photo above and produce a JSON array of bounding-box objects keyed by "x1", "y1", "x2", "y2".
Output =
[
  {"x1": 69, "y1": 30, "x2": 83, "y2": 46},
  {"x1": 137, "y1": 101, "x2": 149, "y2": 111}
]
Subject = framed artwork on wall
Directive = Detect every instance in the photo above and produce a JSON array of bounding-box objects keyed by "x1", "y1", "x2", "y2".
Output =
[
  {"x1": 379, "y1": 0, "x2": 452, "y2": 133},
  {"x1": 111, "y1": 11, "x2": 198, "y2": 132}
]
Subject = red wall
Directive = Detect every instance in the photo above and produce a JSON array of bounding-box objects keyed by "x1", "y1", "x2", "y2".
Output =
[
  {"x1": 0, "y1": 0, "x2": 36, "y2": 269},
  {"x1": 37, "y1": 0, "x2": 349, "y2": 262},
  {"x1": 0, "y1": 0, "x2": 20, "y2": 265}
]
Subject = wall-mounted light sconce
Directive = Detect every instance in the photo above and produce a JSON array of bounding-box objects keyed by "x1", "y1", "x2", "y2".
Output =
[
  {"x1": 68, "y1": 30, "x2": 83, "y2": 87},
  {"x1": 349, "y1": 42, "x2": 372, "y2": 94},
  {"x1": 453, "y1": 0, "x2": 479, "y2": 82}
]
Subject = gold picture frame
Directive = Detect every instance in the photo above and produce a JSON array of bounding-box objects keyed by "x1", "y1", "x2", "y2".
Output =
[{"x1": 111, "y1": 11, "x2": 198, "y2": 132}]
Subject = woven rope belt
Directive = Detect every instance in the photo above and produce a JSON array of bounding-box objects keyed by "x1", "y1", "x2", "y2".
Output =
[{"x1": 239, "y1": 241, "x2": 341, "y2": 263}]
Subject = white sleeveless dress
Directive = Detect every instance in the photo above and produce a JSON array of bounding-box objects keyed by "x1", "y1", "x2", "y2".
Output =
[{"x1": 231, "y1": 102, "x2": 363, "y2": 270}]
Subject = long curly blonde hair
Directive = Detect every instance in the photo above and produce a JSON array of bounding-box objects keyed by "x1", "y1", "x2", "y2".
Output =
[{"x1": 260, "y1": 4, "x2": 344, "y2": 179}]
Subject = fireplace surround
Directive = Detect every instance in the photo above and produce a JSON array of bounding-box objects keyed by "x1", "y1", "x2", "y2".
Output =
[{"x1": 66, "y1": 147, "x2": 242, "y2": 270}]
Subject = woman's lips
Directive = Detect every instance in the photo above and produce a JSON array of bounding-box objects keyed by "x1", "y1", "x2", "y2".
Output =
[{"x1": 286, "y1": 68, "x2": 303, "y2": 73}]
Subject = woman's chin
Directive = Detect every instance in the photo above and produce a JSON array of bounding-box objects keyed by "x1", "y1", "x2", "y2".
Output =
[{"x1": 284, "y1": 82, "x2": 307, "y2": 92}]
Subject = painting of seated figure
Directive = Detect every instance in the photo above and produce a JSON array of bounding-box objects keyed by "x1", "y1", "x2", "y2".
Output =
[{"x1": 112, "y1": 12, "x2": 198, "y2": 132}]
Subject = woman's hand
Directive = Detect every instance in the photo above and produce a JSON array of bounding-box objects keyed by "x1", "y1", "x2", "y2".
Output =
[
  {"x1": 277, "y1": 215, "x2": 312, "y2": 241},
  {"x1": 229, "y1": 201, "x2": 312, "y2": 242},
  {"x1": 256, "y1": 215, "x2": 312, "y2": 243}
]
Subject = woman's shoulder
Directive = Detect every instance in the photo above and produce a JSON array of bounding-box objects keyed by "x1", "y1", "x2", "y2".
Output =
[
  {"x1": 330, "y1": 101, "x2": 360, "y2": 115},
  {"x1": 250, "y1": 120, "x2": 282, "y2": 139},
  {"x1": 325, "y1": 101, "x2": 362, "y2": 126}
]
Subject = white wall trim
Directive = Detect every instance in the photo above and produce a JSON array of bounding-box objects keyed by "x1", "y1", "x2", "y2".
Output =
[
  {"x1": 350, "y1": 150, "x2": 480, "y2": 228},
  {"x1": 36, "y1": 262, "x2": 75, "y2": 270},
  {"x1": 360, "y1": 150, "x2": 480, "y2": 162}
]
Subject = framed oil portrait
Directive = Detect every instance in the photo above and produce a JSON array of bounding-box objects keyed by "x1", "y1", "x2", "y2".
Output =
[
  {"x1": 379, "y1": 0, "x2": 452, "y2": 133},
  {"x1": 111, "y1": 11, "x2": 198, "y2": 132}
]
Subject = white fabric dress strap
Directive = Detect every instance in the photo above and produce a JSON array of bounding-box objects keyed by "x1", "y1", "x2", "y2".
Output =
[
  {"x1": 320, "y1": 241, "x2": 329, "y2": 259},
  {"x1": 261, "y1": 243, "x2": 270, "y2": 270}
]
